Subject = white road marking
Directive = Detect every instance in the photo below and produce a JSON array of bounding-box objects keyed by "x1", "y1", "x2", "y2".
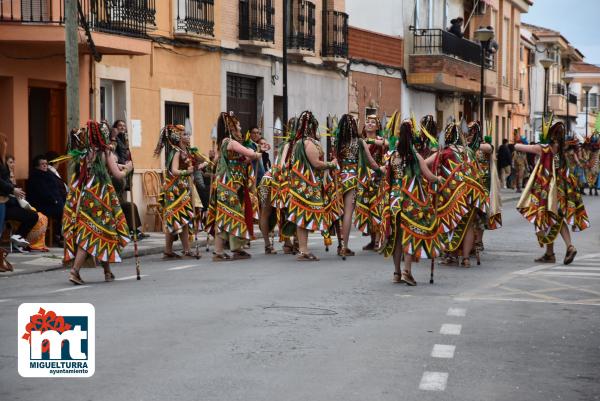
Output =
[
  {"x1": 447, "y1": 307, "x2": 466, "y2": 317},
  {"x1": 52, "y1": 285, "x2": 91, "y2": 293},
  {"x1": 419, "y1": 371, "x2": 448, "y2": 391},
  {"x1": 431, "y1": 344, "x2": 456, "y2": 359},
  {"x1": 115, "y1": 274, "x2": 149, "y2": 281},
  {"x1": 514, "y1": 253, "x2": 600, "y2": 275},
  {"x1": 0, "y1": 299, "x2": 9, "y2": 303},
  {"x1": 440, "y1": 324, "x2": 462, "y2": 335},
  {"x1": 513, "y1": 264, "x2": 556, "y2": 275},
  {"x1": 459, "y1": 296, "x2": 600, "y2": 306},
  {"x1": 551, "y1": 266, "x2": 600, "y2": 272},
  {"x1": 167, "y1": 264, "x2": 196, "y2": 271},
  {"x1": 535, "y1": 272, "x2": 600, "y2": 278}
]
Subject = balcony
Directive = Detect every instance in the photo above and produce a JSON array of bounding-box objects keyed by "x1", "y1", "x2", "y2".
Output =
[
  {"x1": 239, "y1": 0, "x2": 275, "y2": 48},
  {"x1": 0, "y1": 0, "x2": 154, "y2": 55},
  {"x1": 549, "y1": 84, "x2": 578, "y2": 117},
  {"x1": 407, "y1": 28, "x2": 496, "y2": 95},
  {"x1": 288, "y1": 0, "x2": 315, "y2": 56},
  {"x1": 322, "y1": 10, "x2": 348, "y2": 62},
  {"x1": 175, "y1": 0, "x2": 215, "y2": 40}
]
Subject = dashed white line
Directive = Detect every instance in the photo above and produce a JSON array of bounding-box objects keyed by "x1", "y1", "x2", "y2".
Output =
[
  {"x1": 52, "y1": 285, "x2": 91, "y2": 293},
  {"x1": 0, "y1": 299, "x2": 9, "y2": 303},
  {"x1": 167, "y1": 264, "x2": 196, "y2": 271},
  {"x1": 115, "y1": 274, "x2": 149, "y2": 281},
  {"x1": 551, "y1": 266, "x2": 600, "y2": 272},
  {"x1": 447, "y1": 307, "x2": 466, "y2": 317},
  {"x1": 535, "y1": 272, "x2": 600, "y2": 278},
  {"x1": 419, "y1": 371, "x2": 448, "y2": 391},
  {"x1": 440, "y1": 324, "x2": 462, "y2": 335},
  {"x1": 431, "y1": 344, "x2": 456, "y2": 359}
]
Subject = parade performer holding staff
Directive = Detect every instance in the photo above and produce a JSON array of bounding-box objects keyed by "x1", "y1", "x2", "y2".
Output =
[
  {"x1": 379, "y1": 117, "x2": 443, "y2": 285},
  {"x1": 63, "y1": 121, "x2": 132, "y2": 285},
  {"x1": 284, "y1": 110, "x2": 339, "y2": 261},
  {"x1": 258, "y1": 118, "x2": 298, "y2": 255},
  {"x1": 356, "y1": 114, "x2": 387, "y2": 251},
  {"x1": 426, "y1": 122, "x2": 488, "y2": 267},
  {"x1": 415, "y1": 115, "x2": 437, "y2": 159},
  {"x1": 154, "y1": 125, "x2": 196, "y2": 259},
  {"x1": 206, "y1": 112, "x2": 261, "y2": 261},
  {"x1": 467, "y1": 122, "x2": 501, "y2": 253},
  {"x1": 335, "y1": 114, "x2": 384, "y2": 257},
  {"x1": 515, "y1": 119, "x2": 589, "y2": 265}
]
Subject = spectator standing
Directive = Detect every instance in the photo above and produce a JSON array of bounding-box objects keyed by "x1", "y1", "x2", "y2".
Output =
[
  {"x1": 497, "y1": 138, "x2": 512, "y2": 189},
  {"x1": 0, "y1": 133, "x2": 14, "y2": 271},
  {"x1": 448, "y1": 17, "x2": 464, "y2": 38}
]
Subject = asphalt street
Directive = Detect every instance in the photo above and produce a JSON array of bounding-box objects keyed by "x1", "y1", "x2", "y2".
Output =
[{"x1": 1, "y1": 196, "x2": 599, "y2": 401}]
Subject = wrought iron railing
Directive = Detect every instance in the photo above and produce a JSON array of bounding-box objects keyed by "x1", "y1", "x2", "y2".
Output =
[
  {"x1": 288, "y1": 0, "x2": 315, "y2": 51},
  {"x1": 0, "y1": 0, "x2": 156, "y2": 38},
  {"x1": 412, "y1": 28, "x2": 495, "y2": 69},
  {"x1": 176, "y1": 0, "x2": 214, "y2": 36},
  {"x1": 239, "y1": 0, "x2": 275, "y2": 43},
  {"x1": 322, "y1": 10, "x2": 348, "y2": 59}
]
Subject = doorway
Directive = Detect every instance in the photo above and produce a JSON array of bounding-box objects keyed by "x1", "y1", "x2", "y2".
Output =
[{"x1": 28, "y1": 87, "x2": 66, "y2": 165}]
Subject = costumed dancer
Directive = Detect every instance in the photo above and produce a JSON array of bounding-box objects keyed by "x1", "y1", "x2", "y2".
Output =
[
  {"x1": 426, "y1": 122, "x2": 489, "y2": 267},
  {"x1": 153, "y1": 125, "x2": 197, "y2": 259},
  {"x1": 415, "y1": 115, "x2": 437, "y2": 159},
  {"x1": 583, "y1": 132, "x2": 600, "y2": 196},
  {"x1": 467, "y1": 122, "x2": 501, "y2": 253},
  {"x1": 379, "y1": 117, "x2": 443, "y2": 285},
  {"x1": 284, "y1": 110, "x2": 338, "y2": 261},
  {"x1": 258, "y1": 117, "x2": 298, "y2": 255},
  {"x1": 356, "y1": 114, "x2": 388, "y2": 251},
  {"x1": 206, "y1": 112, "x2": 262, "y2": 261},
  {"x1": 63, "y1": 121, "x2": 132, "y2": 285},
  {"x1": 513, "y1": 136, "x2": 529, "y2": 193},
  {"x1": 335, "y1": 114, "x2": 384, "y2": 257},
  {"x1": 564, "y1": 136, "x2": 585, "y2": 194},
  {"x1": 515, "y1": 119, "x2": 589, "y2": 264}
]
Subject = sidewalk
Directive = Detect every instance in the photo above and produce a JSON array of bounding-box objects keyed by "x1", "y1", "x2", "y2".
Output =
[{"x1": 3, "y1": 190, "x2": 524, "y2": 276}]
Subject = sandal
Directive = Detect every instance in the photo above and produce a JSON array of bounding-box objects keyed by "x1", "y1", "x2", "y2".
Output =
[
  {"x1": 461, "y1": 258, "x2": 471, "y2": 268},
  {"x1": 104, "y1": 271, "x2": 115, "y2": 282},
  {"x1": 282, "y1": 244, "x2": 294, "y2": 255},
  {"x1": 564, "y1": 245, "x2": 577, "y2": 265},
  {"x1": 232, "y1": 250, "x2": 252, "y2": 260},
  {"x1": 163, "y1": 252, "x2": 182, "y2": 260},
  {"x1": 212, "y1": 252, "x2": 232, "y2": 262},
  {"x1": 534, "y1": 252, "x2": 556, "y2": 263},
  {"x1": 440, "y1": 255, "x2": 458, "y2": 265},
  {"x1": 69, "y1": 269, "x2": 85, "y2": 285},
  {"x1": 182, "y1": 251, "x2": 200, "y2": 259},
  {"x1": 393, "y1": 272, "x2": 402, "y2": 283},
  {"x1": 338, "y1": 247, "x2": 355, "y2": 257},
  {"x1": 362, "y1": 242, "x2": 375, "y2": 251},
  {"x1": 265, "y1": 245, "x2": 277, "y2": 255},
  {"x1": 296, "y1": 252, "x2": 319, "y2": 261},
  {"x1": 401, "y1": 271, "x2": 417, "y2": 286}
]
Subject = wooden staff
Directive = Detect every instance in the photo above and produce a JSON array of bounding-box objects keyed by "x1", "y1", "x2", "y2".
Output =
[
  {"x1": 187, "y1": 156, "x2": 201, "y2": 259},
  {"x1": 121, "y1": 129, "x2": 141, "y2": 280}
]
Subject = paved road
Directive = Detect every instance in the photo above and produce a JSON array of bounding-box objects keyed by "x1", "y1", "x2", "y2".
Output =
[{"x1": 1, "y1": 196, "x2": 599, "y2": 401}]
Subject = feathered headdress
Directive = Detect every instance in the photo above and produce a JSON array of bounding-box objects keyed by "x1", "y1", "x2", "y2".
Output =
[
  {"x1": 385, "y1": 111, "x2": 402, "y2": 150},
  {"x1": 539, "y1": 114, "x2": 554, "y2": 144}
]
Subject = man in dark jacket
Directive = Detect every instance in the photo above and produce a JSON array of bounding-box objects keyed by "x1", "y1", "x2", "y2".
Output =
[
  {"x1": 26, "y1": 155, "x2": 65, "y2": 222},
  {"x1": 497, "y1": 138, "x2": 512, "y2": 189}
]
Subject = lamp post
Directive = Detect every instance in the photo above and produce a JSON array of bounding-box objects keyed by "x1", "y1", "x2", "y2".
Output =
[
  {"x1": 540, "y1": 58, "x2": 554, "y2": 119},
  {"x1": 583, "y1": 85, "x2": 593, "y2": 137},
  {"x1": 563, "y1": 75, "x2": 574, "y2": 134},
  {"x1": 474, "y1": 26, "x2": 495, "y2": 137}
]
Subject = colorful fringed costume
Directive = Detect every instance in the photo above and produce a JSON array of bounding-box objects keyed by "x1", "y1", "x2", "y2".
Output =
[
  {"x1": 584, "y1": 134, "x2": 600, "y2": 191},
  {"x1": 379, "y1": 152, "x2": 442, "y2": 260},
  {"x1": 434, "y1": 125, "x2": 488, "y2": 253},
  {"x1": 517, "y1": 144, "x2": 590, "y2": 245},
  {"x1": 62, "y1": 122, "x2": 130, "y2": 264},
  {"x1": 378, "y1": 118, "x2": 441, "y2": 260},
  {"x1": 154, "y1": 126, "x2": 195, "y2": 235},
  {"x1": 206, "y1": 114, "x2": 259, "y2": 250}
]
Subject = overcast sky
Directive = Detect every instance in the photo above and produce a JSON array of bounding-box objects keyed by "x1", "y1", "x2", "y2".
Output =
[{"x1": 522, "y1": 0, "x2": 600, "y2": 65}]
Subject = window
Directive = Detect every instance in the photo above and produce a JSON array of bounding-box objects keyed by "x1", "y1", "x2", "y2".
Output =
[
  {"x1": 99, "y1": 79, "x2": 126, "y2": 125},
  {"x1": 165, "y1": 101, "x2": 190, "y2": 126}
]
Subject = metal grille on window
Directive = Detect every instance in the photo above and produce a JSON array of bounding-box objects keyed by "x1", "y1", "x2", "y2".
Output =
[{"x1": 165, "y1": 102, "x2": 190, "y2": 126}]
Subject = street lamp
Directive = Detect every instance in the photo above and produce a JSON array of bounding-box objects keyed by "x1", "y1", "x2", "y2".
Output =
[
  {"x1": 540, "y1": 57, "x2": 554, "y2": 118},
  {"x1": 563, "y1": 75, "x2": 574, "y2": 134},
  {"x1": 474, "y1": 26, "x2": 495, "y2": 137},
  {"x1": 583, "y1": 84, "x2": 593, "y2": 137}
]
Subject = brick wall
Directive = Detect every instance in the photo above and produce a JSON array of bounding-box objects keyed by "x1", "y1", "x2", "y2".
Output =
[
  {"x1": 348, "y1": 26, "x2": 403, "y2": 68},
  {"x1": 409, "y1": 55, "x2": 480, "y2": 83},
  {"x1": 349, "y1": 70, "x2": 401, "y2": 128}
]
